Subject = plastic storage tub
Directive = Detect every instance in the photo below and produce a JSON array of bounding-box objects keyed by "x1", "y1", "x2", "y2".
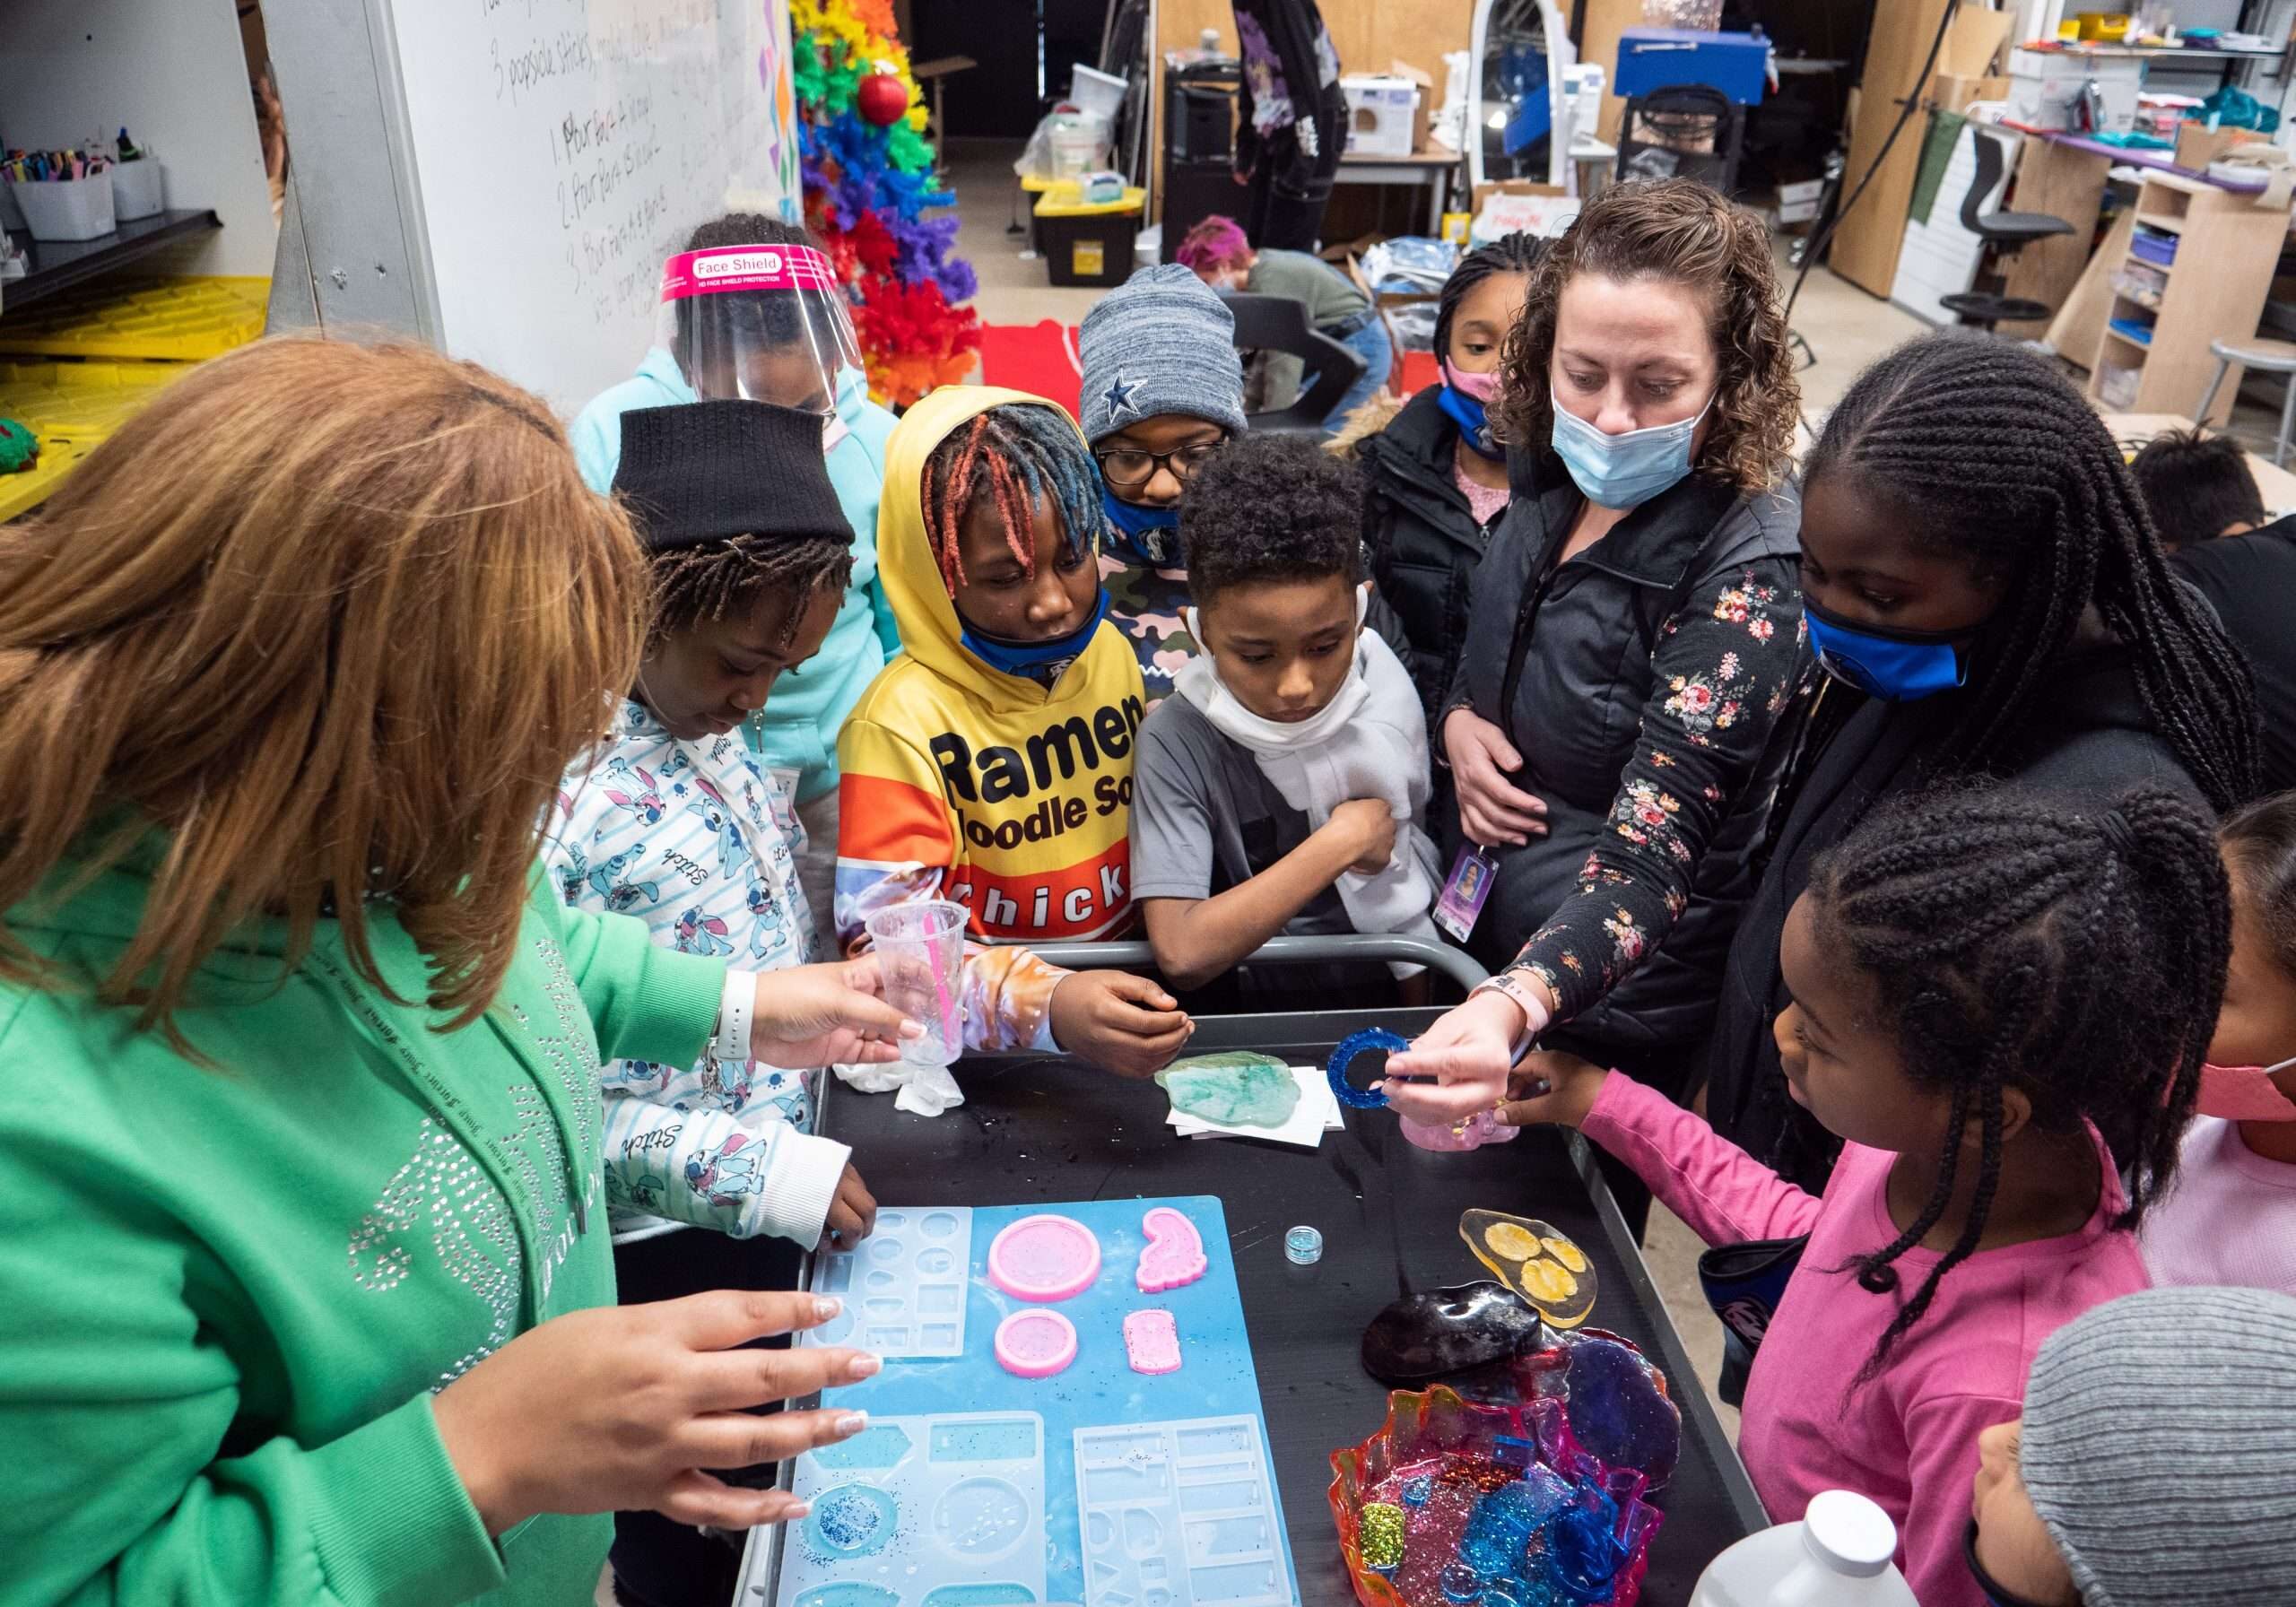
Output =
[
  {"x1": 9, "y1": 174, "x2": 116, "y2": 241},
  {"x1": 1034, "y1": 185, "x2": 1145, "y2": 287}
]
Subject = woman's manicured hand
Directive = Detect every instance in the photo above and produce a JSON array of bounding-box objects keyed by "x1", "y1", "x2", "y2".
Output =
[
  {"x1": 1378, "y1": 989, "x2": 1528, "y2": 1123},
  {"x1": 752, "y1": 957, "x2": 921, "y2": 1067},
  {"x1": 433, "y1": 1290, "x2": 881, "y2": 1535},
  {"x1": 1444, "y1": 707, "x2": 1550, "y2": 848}
]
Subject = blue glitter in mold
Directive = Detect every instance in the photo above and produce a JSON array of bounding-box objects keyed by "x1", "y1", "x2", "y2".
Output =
[
  {"x1": 1401, "y1": 1473, "x2": 1433, "y2": 1508},
  {"x1": 1327, "y1": 1029, "x2": 1410, "y2": 1109},
  {"x1": 808, "y1": 1484, "x2": 896, "y2": 1559}
]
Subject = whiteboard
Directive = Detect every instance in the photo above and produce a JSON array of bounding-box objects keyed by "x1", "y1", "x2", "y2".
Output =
[{"x1": 384, "y1": 0, "x2": 804, "y2": 417}]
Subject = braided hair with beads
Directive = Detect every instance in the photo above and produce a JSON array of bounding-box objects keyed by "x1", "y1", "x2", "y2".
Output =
[
  {"x1": 1804, "y1": 333, "x2": 2257, "y2": 811},
  {"x1": 1807, "y1": 780, "x2": 2225, "y2": 1376},
  {"x1": 920, "y1": 403, "x2": 1103, "y2": 597}
]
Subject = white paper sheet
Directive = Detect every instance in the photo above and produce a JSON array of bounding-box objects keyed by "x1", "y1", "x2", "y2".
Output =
[{"x1": 1165, "y1": 1064, "x2": 1344, "y2": 1149}]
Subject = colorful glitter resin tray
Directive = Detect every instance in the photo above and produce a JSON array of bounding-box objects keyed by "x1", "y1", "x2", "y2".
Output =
[
  {"x1": 781, "y1": 1411, "x2": 1047, "y2": 1607},
  {"x1": 802, "y1": 1207, "x2": 974, "y2": 1359},
  {"x1": 1328, "y1": 1385, "x2": 1663, "y2": 1607},
  {"x1": 1074, "y1": 1415, "x2": 1294, "y2": 1607}
]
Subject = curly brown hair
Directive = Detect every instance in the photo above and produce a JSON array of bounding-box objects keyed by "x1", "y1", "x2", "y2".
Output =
[{"x1": 1489, "y1": 178, "x2": 1797, "y2": 496}]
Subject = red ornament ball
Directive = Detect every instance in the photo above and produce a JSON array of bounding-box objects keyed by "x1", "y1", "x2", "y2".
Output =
[{"x1": 856, "y1": 73, "x2": 909, "y2": 126}]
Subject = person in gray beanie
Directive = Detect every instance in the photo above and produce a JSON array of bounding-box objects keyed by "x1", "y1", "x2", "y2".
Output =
[
  {"x1": 1077, "y1": 262, "x2": 1248, "y2": 700},
  {"x1": 1966, "y1": 1284, "x2": 2296, "y2": 1606}
]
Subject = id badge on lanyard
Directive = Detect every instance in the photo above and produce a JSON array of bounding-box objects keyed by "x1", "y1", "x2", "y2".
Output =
[{"x1": 1434, "y1": 845, "x2": 1500, "y2": 942}]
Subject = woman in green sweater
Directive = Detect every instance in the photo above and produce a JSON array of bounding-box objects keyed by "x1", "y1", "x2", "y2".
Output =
[{"x1": 0, "y1": 338, "x2": 918, "y2": 1606}]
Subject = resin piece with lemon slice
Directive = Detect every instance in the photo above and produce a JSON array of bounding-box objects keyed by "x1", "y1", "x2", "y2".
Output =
[{"x1": 1458, "y1": 1209, "x2": 1598, "y2": 1329}]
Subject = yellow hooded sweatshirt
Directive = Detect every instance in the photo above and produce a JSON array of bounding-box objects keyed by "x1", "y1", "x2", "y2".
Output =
[{"x1": 834, "y1": 388, "x2": 1146, "y2": 1047}]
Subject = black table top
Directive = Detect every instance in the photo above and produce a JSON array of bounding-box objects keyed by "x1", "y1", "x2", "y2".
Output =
[{"x1": 789, "y1": 1010, "x2": 1764, "y2": 1605}]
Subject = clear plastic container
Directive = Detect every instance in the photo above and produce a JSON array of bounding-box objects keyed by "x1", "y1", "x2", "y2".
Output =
[
  {"x1": 1691, "y1": 1490, "x2": 1918, "y2": 1607},
  {"x1": 864, "y1": 899, "x2": 966, "y2": 1067}
]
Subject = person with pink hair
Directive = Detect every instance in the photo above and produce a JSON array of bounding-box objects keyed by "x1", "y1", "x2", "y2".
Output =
[{"x1": 1178, "y1": 213, "x2": 1391, "y2": 433}]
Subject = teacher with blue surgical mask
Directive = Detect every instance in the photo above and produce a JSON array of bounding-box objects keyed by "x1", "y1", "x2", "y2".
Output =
[{"x1": 1393, "y1": 180, "x2": 1805, "y2": 1232}]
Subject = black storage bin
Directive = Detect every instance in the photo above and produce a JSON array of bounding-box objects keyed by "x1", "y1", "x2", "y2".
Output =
[{"x1": 1039, "y1": 207, "x2": 1142, "y2": 286}]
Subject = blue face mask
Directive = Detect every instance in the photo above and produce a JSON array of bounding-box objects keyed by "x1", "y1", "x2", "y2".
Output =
[
  {"x1": 1804, "y1": 596, "x2": 1970, "y2": 702},
  {"x1": 1438, "y1": 384, "x2": 1503, "y2": 461},
  {"x1": 1549, "y1": 387, "x2": 1714, "y2": 509},
  {"x1": 1100, "y1": 487, "x2": 1182, "y2": 569},
  {"x1": 958, "y1": 585, "x2": 1110, "y2": 682}
]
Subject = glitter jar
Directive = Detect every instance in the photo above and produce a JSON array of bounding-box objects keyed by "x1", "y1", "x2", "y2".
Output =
[{"x1": 1284, "y1": 1224, "x2": 1323, "y2": 1264}]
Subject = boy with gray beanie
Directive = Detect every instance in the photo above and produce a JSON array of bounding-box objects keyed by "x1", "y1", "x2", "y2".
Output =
[
  {"x1": 1078, "y1": 263, "x2": 1248, "y2": 701},
  {"x1": 1966, "y1": 1284, "x2": 2296, "y2": 1607}
]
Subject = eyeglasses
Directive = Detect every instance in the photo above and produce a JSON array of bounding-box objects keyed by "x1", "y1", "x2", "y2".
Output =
[{"x1": 1094, "y1": 440, "x2": 1224, "y2": 492}]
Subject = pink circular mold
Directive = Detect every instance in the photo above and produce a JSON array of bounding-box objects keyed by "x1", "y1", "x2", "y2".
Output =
[
  {"x1": 986, "y1": 1213, "x2": 1101, "y2": 1302},
  {"x1": 993, "y1": 1308, "x2": 1078, "y2": 1378}
]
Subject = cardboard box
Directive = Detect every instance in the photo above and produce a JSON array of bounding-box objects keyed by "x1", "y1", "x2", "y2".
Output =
[
  {"x1": 1343, "y1": 62, "x2": 1432, "y2": 157},
  {"x1": 1931, "y1": 73, "x2": 2012, "y2": 114},
  {"x1": 1776, "y1": 177, "x2": 1825, "y2": 224},
  {"x1": 1470, "y1": 180, "x2": 1578, "y2": 245},
  {"x1": 2175, "y1": 120, "x2": 2261, "y2": 172},
  {"x1": 2007, "y1": 48, "x2": 2143, "y2": 134}
]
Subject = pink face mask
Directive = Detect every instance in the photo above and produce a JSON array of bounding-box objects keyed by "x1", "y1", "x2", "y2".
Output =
[
  {"x1": 2197, "y1": 1056, "x2": 2296, "y2": 1121},
  {"x1": 1442, "y1": 360, "x2": 1501, "y2": 404}
]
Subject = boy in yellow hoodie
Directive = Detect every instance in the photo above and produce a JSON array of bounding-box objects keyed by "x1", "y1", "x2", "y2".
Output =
[{"x1": 838, "y1": 387, "x2": 1191, "y2": 1073}]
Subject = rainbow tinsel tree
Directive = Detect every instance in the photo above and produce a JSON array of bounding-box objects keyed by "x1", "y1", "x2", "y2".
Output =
[{"x1": 792, "y1": 0, "x2": 980, "y2": 406}]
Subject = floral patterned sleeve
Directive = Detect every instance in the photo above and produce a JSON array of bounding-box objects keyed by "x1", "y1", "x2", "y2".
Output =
[{"x1": 1510, "y1": 560, "x2": 1805, "y2": 1024}]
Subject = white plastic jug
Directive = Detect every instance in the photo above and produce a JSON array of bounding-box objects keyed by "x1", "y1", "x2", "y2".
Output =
[{"x1": 1691, "y1": 1491, "x2": 1919, "y2": 1607}]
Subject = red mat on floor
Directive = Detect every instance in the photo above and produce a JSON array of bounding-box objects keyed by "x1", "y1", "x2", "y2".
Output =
[
  {"x1": 978, "y1": 322, "x2": 1443, "y2": 418},
  {"x1": 978, "y1": 320, "x2": 1083, "y2": 419}
]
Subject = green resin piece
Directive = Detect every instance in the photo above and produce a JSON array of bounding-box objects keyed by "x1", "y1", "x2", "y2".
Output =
[{"x1": 1156, "y1": 1051, "x2": 1300, "y2": 1129}]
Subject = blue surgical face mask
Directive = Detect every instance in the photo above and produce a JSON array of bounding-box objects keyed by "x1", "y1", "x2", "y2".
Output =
[
  {"x1": 1100, "y1": 487, "x2": 1182, "y2": 569},
  {"x1": 1549, "y1": 386, "x2": 1714, "y2": 509},
  {"x1": 1804, "y1": 596, "x2": 1970, "y2": 702},
  {"x1": 958, "y1": 585, "x2": 1109, "y2": 682}
]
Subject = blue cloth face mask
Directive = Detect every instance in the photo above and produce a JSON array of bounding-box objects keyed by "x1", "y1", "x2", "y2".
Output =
[
  {"x1": 1804, "y1": 596, "x2": 1970, "y2": 702},
  {"x1": 1549, "y1": 386, "x2": 1714, "y2": 509},
  {"x1": 1438, "y1": 385, "x2": 1501, "y2": 461},
  {"x1": 1439, "y1": 360, "x2": 1504, "y2": 460},
  {"x1": 958, "y1": 585, "x2": 1110, "y2": 682},
  {"x1": 1100, "y1": 487, "x2": 1182, "y2": 569}
]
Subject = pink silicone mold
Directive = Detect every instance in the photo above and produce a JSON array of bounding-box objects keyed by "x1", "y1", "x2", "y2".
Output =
[
  {"x1": 994, "y1": 1308, "x2": 1078, "y2": 1378},
  {"x1": 987, "y1": 1213, "x2": 1101, "y2": 1302},
  {"x1": 1124, "y1": 1308, "x2": 1182, "y2": 1375},
  {"x1": 1135, "y1": 1206, "x2": 1208, "y2": 1293}
]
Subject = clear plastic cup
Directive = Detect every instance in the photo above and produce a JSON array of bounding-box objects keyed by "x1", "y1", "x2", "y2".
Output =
[{"x1": 864, "y1": 899, "x2": 966, "y2": 1067}]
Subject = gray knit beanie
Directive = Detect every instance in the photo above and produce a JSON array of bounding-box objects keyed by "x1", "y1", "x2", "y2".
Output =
[
  {"x1": 2020, "y1": 1285, "x2": 2296, "y2": 1607},
  {"x1": 1078, "y1": 263, "x2": 1246, "y2": 444}
]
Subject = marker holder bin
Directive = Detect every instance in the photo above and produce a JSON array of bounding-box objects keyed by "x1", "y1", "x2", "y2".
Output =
[
  {"x1": 109, "y1": 160, "x2": 164, "y2": 222},
  {"x1": 9, "y1": 175, "x2": 116, "y2": 242}
]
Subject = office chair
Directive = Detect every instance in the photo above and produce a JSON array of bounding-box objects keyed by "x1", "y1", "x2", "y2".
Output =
[
  {"x1": 1940, "y1": 127, "x2": 2076, "y2": 333},
  {"x1": 1221, "y1": 291, "x2": 1366, "y2": 434}
]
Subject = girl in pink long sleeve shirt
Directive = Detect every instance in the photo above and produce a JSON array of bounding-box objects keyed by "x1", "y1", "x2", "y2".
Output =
[{"x1": 1477, "y1": 784, "x2": 2222, "y2": 1607}]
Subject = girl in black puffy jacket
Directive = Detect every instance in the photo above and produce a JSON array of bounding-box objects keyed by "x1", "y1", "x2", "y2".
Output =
[{"x1": 1354, "y1": 234, "x2": 1546, "y2": 729}]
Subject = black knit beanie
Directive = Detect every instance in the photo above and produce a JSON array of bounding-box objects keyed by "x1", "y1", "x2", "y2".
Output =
[{"x1": 612, "y1": 399, "x2": 852, "y2": 552}]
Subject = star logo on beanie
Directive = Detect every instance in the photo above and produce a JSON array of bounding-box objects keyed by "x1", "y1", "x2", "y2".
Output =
[{"x1": 1102, "y1": 374, "x2": 1141, "y2": 421}]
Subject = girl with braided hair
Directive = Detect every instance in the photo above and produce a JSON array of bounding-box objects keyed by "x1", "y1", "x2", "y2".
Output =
[
  {"x1": 1681, "y1": 330, "x2": 2258, "y2": 1186},
  {"x1": 836, "y1": 389, "x2": 1192, "y2": 1074},
  {"x1": 1493, "y1": 781, "x2": 2222, "y2": 1607}
]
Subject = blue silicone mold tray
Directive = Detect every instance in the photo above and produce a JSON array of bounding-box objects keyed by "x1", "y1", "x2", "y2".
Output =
[
  {"x1": 1073, "y1": 1416, "x2": 1292, "y2": 1607},
  {"x1": 802, "y1": 1206, "x2": 974, "y2": 1360},
  {"x1": 778, "y1": 1411, "x2": 1047, "y2": 1607}
]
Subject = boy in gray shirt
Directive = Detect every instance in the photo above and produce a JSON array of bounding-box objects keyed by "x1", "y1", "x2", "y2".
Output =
[{"x1": 1132, "y1": 436, "x2": 1439, "y2": 991}]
